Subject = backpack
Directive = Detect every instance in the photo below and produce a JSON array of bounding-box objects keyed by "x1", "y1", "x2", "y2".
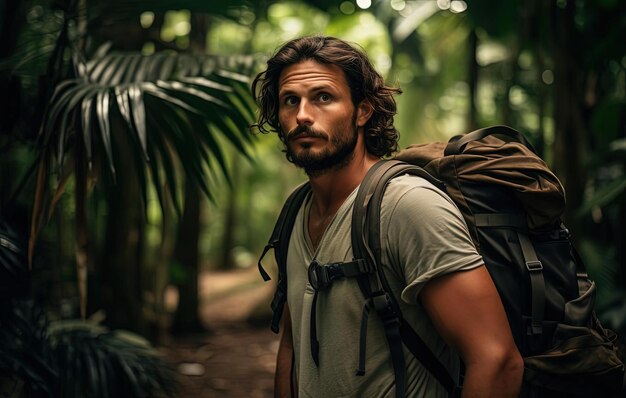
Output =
[{"x1": 258, "y1": 125, "x2": 625, "y2": 398}]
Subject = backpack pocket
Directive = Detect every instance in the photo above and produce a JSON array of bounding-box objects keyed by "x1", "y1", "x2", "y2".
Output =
[{"x1": 522, "y1": 281, "x2": 625, "y2": 397}]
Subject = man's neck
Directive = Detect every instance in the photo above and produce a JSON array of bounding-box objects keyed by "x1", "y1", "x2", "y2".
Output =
[{"x1": 307, "y1": 152, "x2": 380, "y2": 218}]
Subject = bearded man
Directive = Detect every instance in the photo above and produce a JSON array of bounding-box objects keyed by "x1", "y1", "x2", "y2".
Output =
[{"x1": 252, "y1": 35, "x2": 523, "y2": 398}]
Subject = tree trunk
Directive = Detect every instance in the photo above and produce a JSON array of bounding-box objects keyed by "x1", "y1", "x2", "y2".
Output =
[
  {"x1": 169, "y1": 13, "x2": 210, "y2": 333},
  {"x1": 91, "y1": 12, "x2": 168, "y2": 52},
  {"x1": 618, "y1": 203, "x2": 626, "y2": 287},
  {"x1": 522, "y1": 0, "x2": 547, "y2": 158},
  {"x1": 534, "y1": 48, "x2": 548, "y2": 159},
  {"x1": 467, "y1": 29, "x2": 479, "y2": 131},
  {"x1": 551, "y1": 0, "x2": 587, "y2": 239},
  {"x1": 0, "y1": 1, "x2": 25, "y2": 136},
  {"x1": 0, "y1": 0, "x2": 24, "y2": 58},
  {"x1": 219, "y1": 158, "x2": 240, "y2": 270},
  {"x1": 86, "y1": 10, "x2": 167, "y2": 337},
  {"x1": 74, "y1": 132, "x2": 89, "y2": 320},
  {"x1": 170, "y1": 179, "x2": 204, "y2": 333},
  {"x1": 94, "y1": 119, "x2": 147, "y2": 335},
  {"x1": 502, "y1": 41, "x2": 519, "y2": 127}
]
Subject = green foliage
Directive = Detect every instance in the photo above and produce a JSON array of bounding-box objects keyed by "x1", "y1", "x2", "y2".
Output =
[
  {"x1": 0, "y1": 301, "x2": 178, "y2": 398},
  {"x1": 579, "y1": 238, "x2": 626, "y2": 334},
  {"x1": 0, "y1": 218, "x2": 175, "y2": 398},
  {"x1": 0, "y1": 220, "x2": 29, "y2": 296},
  {"x1": 590, "y1": 100, "x2": 625, "y2": 146},
  {"x1": 48, "y1": 321, "x2": 177, "y2": 398},
  {"x1": 2, "y1": 0, "x2": 625, "y2": 337},
  {"x1": 0, "y1": 300, "x2": 56, "y2": 397},
  {"x1": 40, "y1": 45, "x2": 257, "y2": 210},
  {"x1": 578, "y1": 176, "x2": 626, "y2": 217},
  {"x1": 465, "y1": 0, "x2": 520, "y2": 38}
]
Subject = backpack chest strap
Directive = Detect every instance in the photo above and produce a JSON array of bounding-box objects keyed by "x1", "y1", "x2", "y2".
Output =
[
  {"x1": 308, "y1": 258, "x2": 373, "y2": 366},
  {"x1": 307, "y1": 259, "x2": 371, "y2": 291}
]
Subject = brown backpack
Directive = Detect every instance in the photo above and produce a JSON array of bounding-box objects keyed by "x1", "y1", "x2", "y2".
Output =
[
  {"x1": 259, "y1": 125, "x2": 625, "y2": 397},
  {"x1": 398, "y1": 125, "x2": 625, "y2": 396}
]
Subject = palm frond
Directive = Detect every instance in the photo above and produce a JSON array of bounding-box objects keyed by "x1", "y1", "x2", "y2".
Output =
[
  {"x1": 47, "y1": 321, "x2": 178, "y2": 398},
  {"x1": 0, "y1": 300, "x2": 57, "y2": 397},
  {"x1": 95, "y1": 89, "x2": 114, "y2": 177},
  {"x1": 81, "y1": 96, "x2": 95, "y2": 168},
  {"x1": 41, "y1": 48, "x2": 257, "y2": 190},
  {"x1": 32, "y1": 47, "x2": 259, "y2": 317},
  {"x1": 577, "y1": 176, "x2": 626, "y2": 217},
  {"x1": 0, "y1": 221, "x2": 29, "y2": 297},
  {"x1": 577, "y1": 140, "x2": 626, "y2": 217}
]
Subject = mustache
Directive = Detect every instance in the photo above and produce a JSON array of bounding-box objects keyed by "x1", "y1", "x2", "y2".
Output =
[{"x1": 286, "y1": 125, "x2": 326, "y2": 141}]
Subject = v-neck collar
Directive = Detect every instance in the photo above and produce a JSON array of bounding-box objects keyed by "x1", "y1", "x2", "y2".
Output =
[{"x1": 301, "y1": 186, "x2": 360, "y2": 259}]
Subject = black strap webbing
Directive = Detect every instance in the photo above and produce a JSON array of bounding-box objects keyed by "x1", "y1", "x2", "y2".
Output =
[
  {"x1": 474, "y1": 213, "x2": 527, "y2": 228},
  {"x1": 308, "y1": 259, "x2": 372, "y2": 366},
  {"x1": 260, "y1": 160, "x2": 458, "y2": 396},
  {"x1": 476, "y1": 214, "x2": 546, "y2": 338},
  {"x1": 352, "y1": 160, "x2": 456, "y2": 397},
  {"x1": 399, "y1": 319, "x2": 456, "y2": 394},
  {"x1": 517, "y1": 231, "x2": 546, "y2": 336},
  {"x1": 258, "y1": 182, "x2": 311, "y2": 334},
  {"x1": 356, "y1": 300, "x2": 372, "y2": 376},
  {"x1": 352, "y1": 162, "x2": 407, "y2": 394},
  {"x1": 310, "y1": 290, "x2": 321, "y2": 366}
]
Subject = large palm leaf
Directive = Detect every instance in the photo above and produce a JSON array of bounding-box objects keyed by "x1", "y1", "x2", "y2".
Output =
[
  {"x1": 41, "y1": 48, "x2": 256, "y2": 201},
  {"x1": 47, "y1": 320, "x2": 178, "y2": 398},
  {"x1": 30, "y1": 45, "x2": 258, "y2": 318},
  {"x1": 0, "y1": 300, "x2": 177, "y2": 398}
]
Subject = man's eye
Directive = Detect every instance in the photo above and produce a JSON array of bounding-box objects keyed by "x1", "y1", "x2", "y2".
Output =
[
  {"x1": 284, "y1": 96, "x2": 298, "y2": 106},
  {"x1": 319, "y1": 93, "x2": 331, "y2": 102}
]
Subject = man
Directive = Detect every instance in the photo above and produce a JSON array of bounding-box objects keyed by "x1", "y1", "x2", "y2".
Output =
[{"x1": 252, "y1": 36, "x2": 523, "y2": 397}]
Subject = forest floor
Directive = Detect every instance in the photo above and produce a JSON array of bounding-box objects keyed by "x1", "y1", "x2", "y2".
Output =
[{"x1": 160, "y1": 267, "x2": 278, "y2": 398}]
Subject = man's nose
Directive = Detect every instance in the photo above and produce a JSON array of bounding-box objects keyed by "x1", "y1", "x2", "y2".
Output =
[{"x1": 296, "y1": 101, "x2": 313, "y2": 126}]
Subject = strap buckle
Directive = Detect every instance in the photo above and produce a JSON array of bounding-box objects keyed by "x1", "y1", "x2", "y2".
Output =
[
  {"x1": 371, "y1": 292, "x2": 400, "y2": 327},
  {"x1": 525, "y1": 260, "x2": 543, "y2": 271},
  {"x1": 308, "y1": 260, "x2": 344, "y2": 291}
]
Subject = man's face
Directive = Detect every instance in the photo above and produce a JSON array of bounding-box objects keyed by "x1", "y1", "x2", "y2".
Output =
[{"x1": 277, "y1": 60, "x2": 362, "y2": 175}]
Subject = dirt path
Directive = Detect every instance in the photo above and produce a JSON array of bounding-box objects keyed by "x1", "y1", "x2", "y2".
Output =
[{"x1": 161, "y1": 268, "x2": 278, "y2": 397}]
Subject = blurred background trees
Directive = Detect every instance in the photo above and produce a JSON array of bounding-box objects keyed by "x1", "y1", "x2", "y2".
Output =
[{"x1": 1, "y1": 0, "x2": 625, "y2": 349}]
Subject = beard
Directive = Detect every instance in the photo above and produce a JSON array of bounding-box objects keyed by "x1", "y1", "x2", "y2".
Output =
[{"x1": 283, "y1": 113, "x2": 358, "y2": 176}]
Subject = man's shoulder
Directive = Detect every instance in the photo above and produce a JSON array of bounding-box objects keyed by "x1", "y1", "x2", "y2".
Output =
[
  {"x1": 383, "y1": 173, "x2": 448, "y2": 205},
  {"x1": 380, "y1": 173, "x2": 464, "y2": 228},
  {"x1": 387, "y1": 173, "x2": 439, "y2": 189}
]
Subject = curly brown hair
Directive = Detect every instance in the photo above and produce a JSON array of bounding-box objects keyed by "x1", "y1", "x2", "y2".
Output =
[{"x1": 251, "y1": 36, "x2": 401, "y2": 158}]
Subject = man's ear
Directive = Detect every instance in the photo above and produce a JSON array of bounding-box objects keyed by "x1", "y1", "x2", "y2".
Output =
[{"x1": 356, "y1": 100, "x2": 373, "y2": 127}]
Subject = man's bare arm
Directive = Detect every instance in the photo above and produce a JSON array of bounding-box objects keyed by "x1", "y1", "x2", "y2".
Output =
[
  {"x1": 420, "y1": 265, "x2": 524, "y2": 397},
  {"x1": 275, "y1": 304, "x2": 296, "y2": 398}
]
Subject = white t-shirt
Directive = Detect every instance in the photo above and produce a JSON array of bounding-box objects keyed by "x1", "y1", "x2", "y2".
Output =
[{"x1": 286, "y1": 174, "x2": 484, "y2": 397}]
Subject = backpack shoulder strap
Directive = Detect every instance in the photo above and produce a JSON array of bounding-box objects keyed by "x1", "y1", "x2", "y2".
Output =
[
  {"x1": 258, "y1": 182, "x2": 311, "y2": 333},
  {"x1": 352, "y1": 160, "x2": 457, "y2": 397}
]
